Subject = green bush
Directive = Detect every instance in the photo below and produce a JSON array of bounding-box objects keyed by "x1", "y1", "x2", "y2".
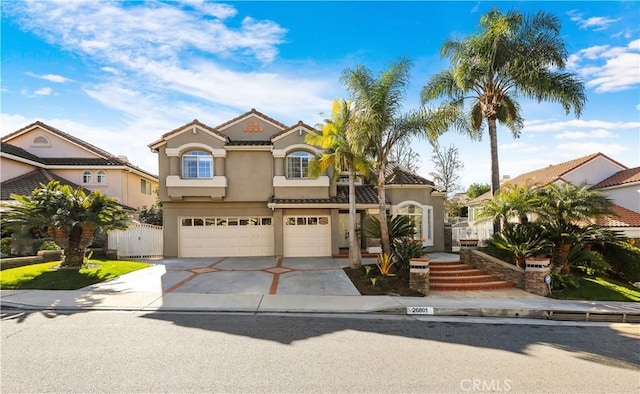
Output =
[
  {"x1": 392, "y1": 238, "x2": 424, "y2": 270},
  {"x1": 485, "y1": 223, "x2": 552, "y2": 267},
  {"x1": 1, "y1": 237, "x2": 12, "y2": 256},
  {"x1": 362, "y1": 215, "x2": 414, "y2": 240},
  {"x1": 594, "y1": 241, "x2": 640, "y2": 282},
  {"x1": 38, "y1": 240, "x2": 61, "y2": 251},
  {"x1": 551, "y1": 272, "x2": 580, "y2": 290}
]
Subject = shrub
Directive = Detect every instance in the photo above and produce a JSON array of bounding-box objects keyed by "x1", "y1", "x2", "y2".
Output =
[
  {"x1": 376, "y1": 253, "x2": 395, "y2": 277},
  {"x1": 565, "y1": 245, "x2": 610, "y2": 276},
  {"x1": 551, "y1": 272, "x2": 580, "y2": 290},
  {"x1": 594, "y1": 241, "x2": 640, "y2": 282},
  {"x1": 38, "y1": 240, "x2": 61, "y2": 251},
  {"x1": 485, "y1": 223, "x2": 552, "y2": 267},
  {"x1": 1, "y1": 237, "x2": 12, "y2": 256},
  {"x1": 393, "y1": 238, "x2": 424, "y2": 270},
  {"x1": 362, "y1": 215, "x2": 414, "y2": 240}
]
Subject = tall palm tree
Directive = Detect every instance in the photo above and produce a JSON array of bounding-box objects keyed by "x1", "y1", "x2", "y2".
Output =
[
  {"x1": 421, "y1": 8, "x2": 586, "y2": 234},
  {"x1": 3, "y1": 181, "x2": 130, "y2": 268},
  {"x1": 342, "y1": 58, "x2": 444, "y2": 255},
  {"x1": 305, "y1": 99, "x2": 370, "y2": 269}
]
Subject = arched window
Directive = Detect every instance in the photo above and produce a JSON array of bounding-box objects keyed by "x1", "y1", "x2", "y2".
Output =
[
  {"x1": 397, "y1": 204, "x2": 423, "y2": 239},
  {"x1": 82, "y1": 171, "x2": 92, "y2": 184},
  {"x1": 182, "y1": 150, "x2": 213, "y2": 179},
  {"x1": 286, "y1": 151, "x2": 313, "y2": 179},
  {"x1": 33, "y1": 136, "x2": 49, "y2": 145},
  {"x1": 97, "y1": 171, "x2": 107, "y2": 184}
]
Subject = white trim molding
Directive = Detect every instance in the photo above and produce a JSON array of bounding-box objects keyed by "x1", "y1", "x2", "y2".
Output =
[
  {"x1": 273, "y1": 175, "x2": 329, "y2": 187},
  {"x1": 272, "y1": 144, "x2": 322, "y2": 158},
  {"x1": 166, "y1": 175, "x2": 227, "y2": 188},
  {"x1": 166, "y1": 144, "x2": 226, "y2": 158}
]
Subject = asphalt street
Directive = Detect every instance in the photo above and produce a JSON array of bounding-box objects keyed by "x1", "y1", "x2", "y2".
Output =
[{"x1": 2, "y1": 311, "x2": 638, "y2": 393}]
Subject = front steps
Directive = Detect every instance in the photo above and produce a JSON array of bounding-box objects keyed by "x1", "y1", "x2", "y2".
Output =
[{"x1": 429, "y1": 260, "x2": 514, "y2": 291}]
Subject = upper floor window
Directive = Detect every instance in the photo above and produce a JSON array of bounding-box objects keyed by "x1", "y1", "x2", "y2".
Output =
[
  {"x1": 97, "y1": 171, "x2": 107, "y2": 184},
  {"x1": 141, "y1": 179, "x2": 153, "y2": 195},
  {"x1": 82, "y1": 171, "x2": 92, "y2": 184},
  {"x1": 286, "y1": 151, "x2": 313, "y2": 179},
  {"x1": 397, "y1": 204, "x2": 423, "y2": 240},
  {"x1": 182, "y1": 150, "x2": 213, "y2": 179}
]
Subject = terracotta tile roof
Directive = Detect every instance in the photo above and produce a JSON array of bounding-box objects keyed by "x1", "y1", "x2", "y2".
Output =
[
  {"x1": 270, "y1": 184, "x2": 379, "y2": 205},
  {"x1": 385, "y1": 162, "x2": 434, "y2": 186},
  {"x1": 225, "y1": 140, "x2": 272, "y2": 146},
  {"x1": 507, "y1": 153, "x2": 611, "y2": 187},
  {"x1": 591, "y1": 167, "x2": 640, "y2": 189},
  {"x1": 270, "y1": 120, "x2": 317, "y2": 140},
  {"x1": 215, "y1": 108, "x2": 288, "y2": 130},
  {"x1": 155, "y1": 119, "x2": 228, "y2": 143},
  {"x1": 1, "y1": 169, "x2": 135, "y2": 210},
  {"x1": 596, "y1": 205, "x2": 640, "y2": 227}
]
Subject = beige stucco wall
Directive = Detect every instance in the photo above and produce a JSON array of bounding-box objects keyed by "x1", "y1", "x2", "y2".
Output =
[
  {"x1": 0, "y1": 157, "x2": 36, "y2": 181},
  {"x1": 272, "y1": 128, "x2": 313, "y2": 150},
  {"x1": 603, "y1": 184, "x2": 640, "y2": 212},
  {"x1": 165, "y1": 126, "x2": 226, "y2": 150},
  {"x1": 8, "y1": 128, "x2": 97, "y2": 158},
  {"x1": 564, "y1": 156, "x2": 624, "y2": 186},
  {"x1": 225, "y1": 151, "x2": 273, "y2": 201},
  {"x1": 220, "y1": 115, "x2": 284, "y2": 141}
]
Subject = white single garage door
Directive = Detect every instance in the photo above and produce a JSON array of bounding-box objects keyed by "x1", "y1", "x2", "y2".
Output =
[
  {"x1": 283, "y1": 216, "x2": 331, "y2": 257},
  {"x1": 179, "y1": 217, "x2": 274, "y2": 257}
]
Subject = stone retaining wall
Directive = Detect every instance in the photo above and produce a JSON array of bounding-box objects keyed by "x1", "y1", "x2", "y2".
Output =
[{"x1": 460, "y1": 248, "x2": 525, "y2": 288}]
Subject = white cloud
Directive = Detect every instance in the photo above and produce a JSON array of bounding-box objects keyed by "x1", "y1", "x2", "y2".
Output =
[
  {"x1": 34, "y1": 87, "x2": 52, "y2": 96},
  {"x1": 556, "y1": 141, "x2": 628, "y2": 153},
  {"x1": 499, "y1": 142, "x2": 544, "y2": 153},
  {"x1": 568, "y1": 10, "x2": 619, "y2": 31},
  {"x1": 568, "y1": 39, "x2": 640, "y2": 93},
  {"x1": 554, "y1": 129, "x2": 614, "y2": 139},
  {"x1": 25, "y1": 72, "x2": 71, "y2": 83},
  {"x1": 100, "y1": 67, "x2": 120, "y2": 76},
  {"x1": 524, "y1": 119, "x2": 640, "y2": 133}
]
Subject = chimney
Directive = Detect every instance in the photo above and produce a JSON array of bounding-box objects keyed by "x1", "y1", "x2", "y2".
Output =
[{"x1": 501, "y1": 175, "x2": 511, "y2": 184}]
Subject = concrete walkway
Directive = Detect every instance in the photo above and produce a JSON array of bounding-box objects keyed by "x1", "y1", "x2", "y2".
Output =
[{"x1": 1, "y1": 254, "x2": 639, "y2": 322}]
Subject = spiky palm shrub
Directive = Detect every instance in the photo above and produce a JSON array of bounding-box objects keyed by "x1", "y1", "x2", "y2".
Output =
[
  {"x1": 485, "y1": 223, "x2": 552, "y2": 268},
  {"x1": 2, "y1": 181, "x2": 130, "y2": 268}
]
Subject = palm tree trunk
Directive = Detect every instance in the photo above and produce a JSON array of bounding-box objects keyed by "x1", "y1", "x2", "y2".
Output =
[
  {"x1": 60, "y1": 225, "x2": 85, "y2": 269},
  {"x1": 348, "y1": 170, "x2": 362, "y2": 269},
  {"x1": 488, "y1": 116, "x2": 501, "y2": 235},
  {"x1": 377, "y1": 161, "x2": 391, "y2": 255}
]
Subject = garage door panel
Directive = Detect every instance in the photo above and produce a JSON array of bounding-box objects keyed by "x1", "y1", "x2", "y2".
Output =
[
  {"x1": 179, "y1": 217, "x2": 274, "y2": 257},
  {"x1": 283, "y1": 215, "x2": 331, "y2": 257}
]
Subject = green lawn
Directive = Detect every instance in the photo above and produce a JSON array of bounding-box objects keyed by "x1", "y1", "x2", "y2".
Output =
[
  {"x1": 0, "y1": 259, "x2": 152, "y2": 290},
  {"x1": 551, "y1": 277, "x2": 640, "y2": 302}
]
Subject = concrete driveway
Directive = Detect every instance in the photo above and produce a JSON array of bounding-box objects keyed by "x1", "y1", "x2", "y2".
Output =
[{"x1": 86, "y1": 257, "x2": 361, "y2": 296}]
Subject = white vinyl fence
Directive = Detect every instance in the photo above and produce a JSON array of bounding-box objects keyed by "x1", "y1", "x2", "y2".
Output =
[
  {"x1": 107, "y1": 223, "x2": 163, "y2": 258},
  {"x1": 452, "y1": 226, "x2": 493, "y2": 247}
]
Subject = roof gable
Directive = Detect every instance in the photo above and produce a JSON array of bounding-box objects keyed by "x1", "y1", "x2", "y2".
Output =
[
  {"x1": 384, "y1": 162, "x2": 435, "y2": 186},
  {"x1": 149, "y1": 119, "x2": 228, "y2": 150},
  {"x1": 2, "y1": 121, "x2": 113, "y2": 159},
  {"x1": 216, "y1": 108, "x2": 287, "y2": 132},
  {"x1": 270, "y1": 121, "x2": 318, "y2": 143}
]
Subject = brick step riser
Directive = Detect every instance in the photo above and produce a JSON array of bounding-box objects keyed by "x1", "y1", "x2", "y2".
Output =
[
  {"x1": 431, "y1": 276, "x2": 502, "y2": 284},
  {"x1": 430, "y1": 265, "x2": 475, "y2": 271},
  {"x1": 430, "y1": 270, "x2": 486, "y2": 277},
  {"x1": 431, "y1": 283, "x2": 514, "y2": 291}
]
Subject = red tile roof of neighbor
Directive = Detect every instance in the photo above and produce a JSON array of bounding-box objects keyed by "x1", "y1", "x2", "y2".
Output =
[
  {"x1": 596, "y1": 205, "x2": 640, "y2": 227},
  {"x1": 591, "y1": 167, "x2": 640, "y2": 189},
  {"x1": 468, "y1": 152, "x2": 627, "y2": 204}
]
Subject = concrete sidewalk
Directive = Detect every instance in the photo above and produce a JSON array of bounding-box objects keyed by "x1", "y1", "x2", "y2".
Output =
[{"x1": 2, "y1": 288, "x2": 639, "y2": 322}]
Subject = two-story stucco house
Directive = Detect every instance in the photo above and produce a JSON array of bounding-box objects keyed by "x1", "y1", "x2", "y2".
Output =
[
  {"x1": 1, "y1": 121, "x2": 158, "y2": 211},
  {"x1": 149, "y1": 109, "x2": 446, "y2": 258}
]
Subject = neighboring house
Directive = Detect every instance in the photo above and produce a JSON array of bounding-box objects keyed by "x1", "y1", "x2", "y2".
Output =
[
  {"x1": 149, "y1": 109, "x2": 446, "y2": 258},
  {"x1": 467, "y1": 153, "x2": 640, "y2": 241},
  {"x1": 1, "y1": 121, "x2": 158, "y2": 212}
]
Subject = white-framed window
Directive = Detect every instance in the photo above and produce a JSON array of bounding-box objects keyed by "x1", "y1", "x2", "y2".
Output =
[
  {"x1": 82, "y1": 171, "x2": 92, "y2": 184},
  {"x1": 97, "y1": 171, "x2": 107, "y2": 184},
  {"x1": 398, "y1": 204, "x2": 424, "y2": 240},
  {"x1": 182, "y1": 150, "x2": 213, "y2": 179},
  {"x1": 140, "y1": 179, "x2": 153, "y2": 195},
  {"x1": 394, "y1": 202, "x2": 434, "y2": 246},
  {"x1": 286, "y1": 151, "x2": 313, "y2": 179}
]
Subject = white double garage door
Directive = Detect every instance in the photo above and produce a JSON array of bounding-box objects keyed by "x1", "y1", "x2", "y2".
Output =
[{"x1": 179, "y1": 215, "x2": 331, "y2": 257}]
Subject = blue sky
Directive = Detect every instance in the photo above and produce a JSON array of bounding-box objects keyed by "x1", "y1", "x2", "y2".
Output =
[{"x1": 2, "y1": 1, "x2": 639, "y2": 191}]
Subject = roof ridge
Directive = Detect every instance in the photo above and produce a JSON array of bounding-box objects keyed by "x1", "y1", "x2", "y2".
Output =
[{"x1": 214, "y1": 108, "x2": 288, "y2": 130}]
